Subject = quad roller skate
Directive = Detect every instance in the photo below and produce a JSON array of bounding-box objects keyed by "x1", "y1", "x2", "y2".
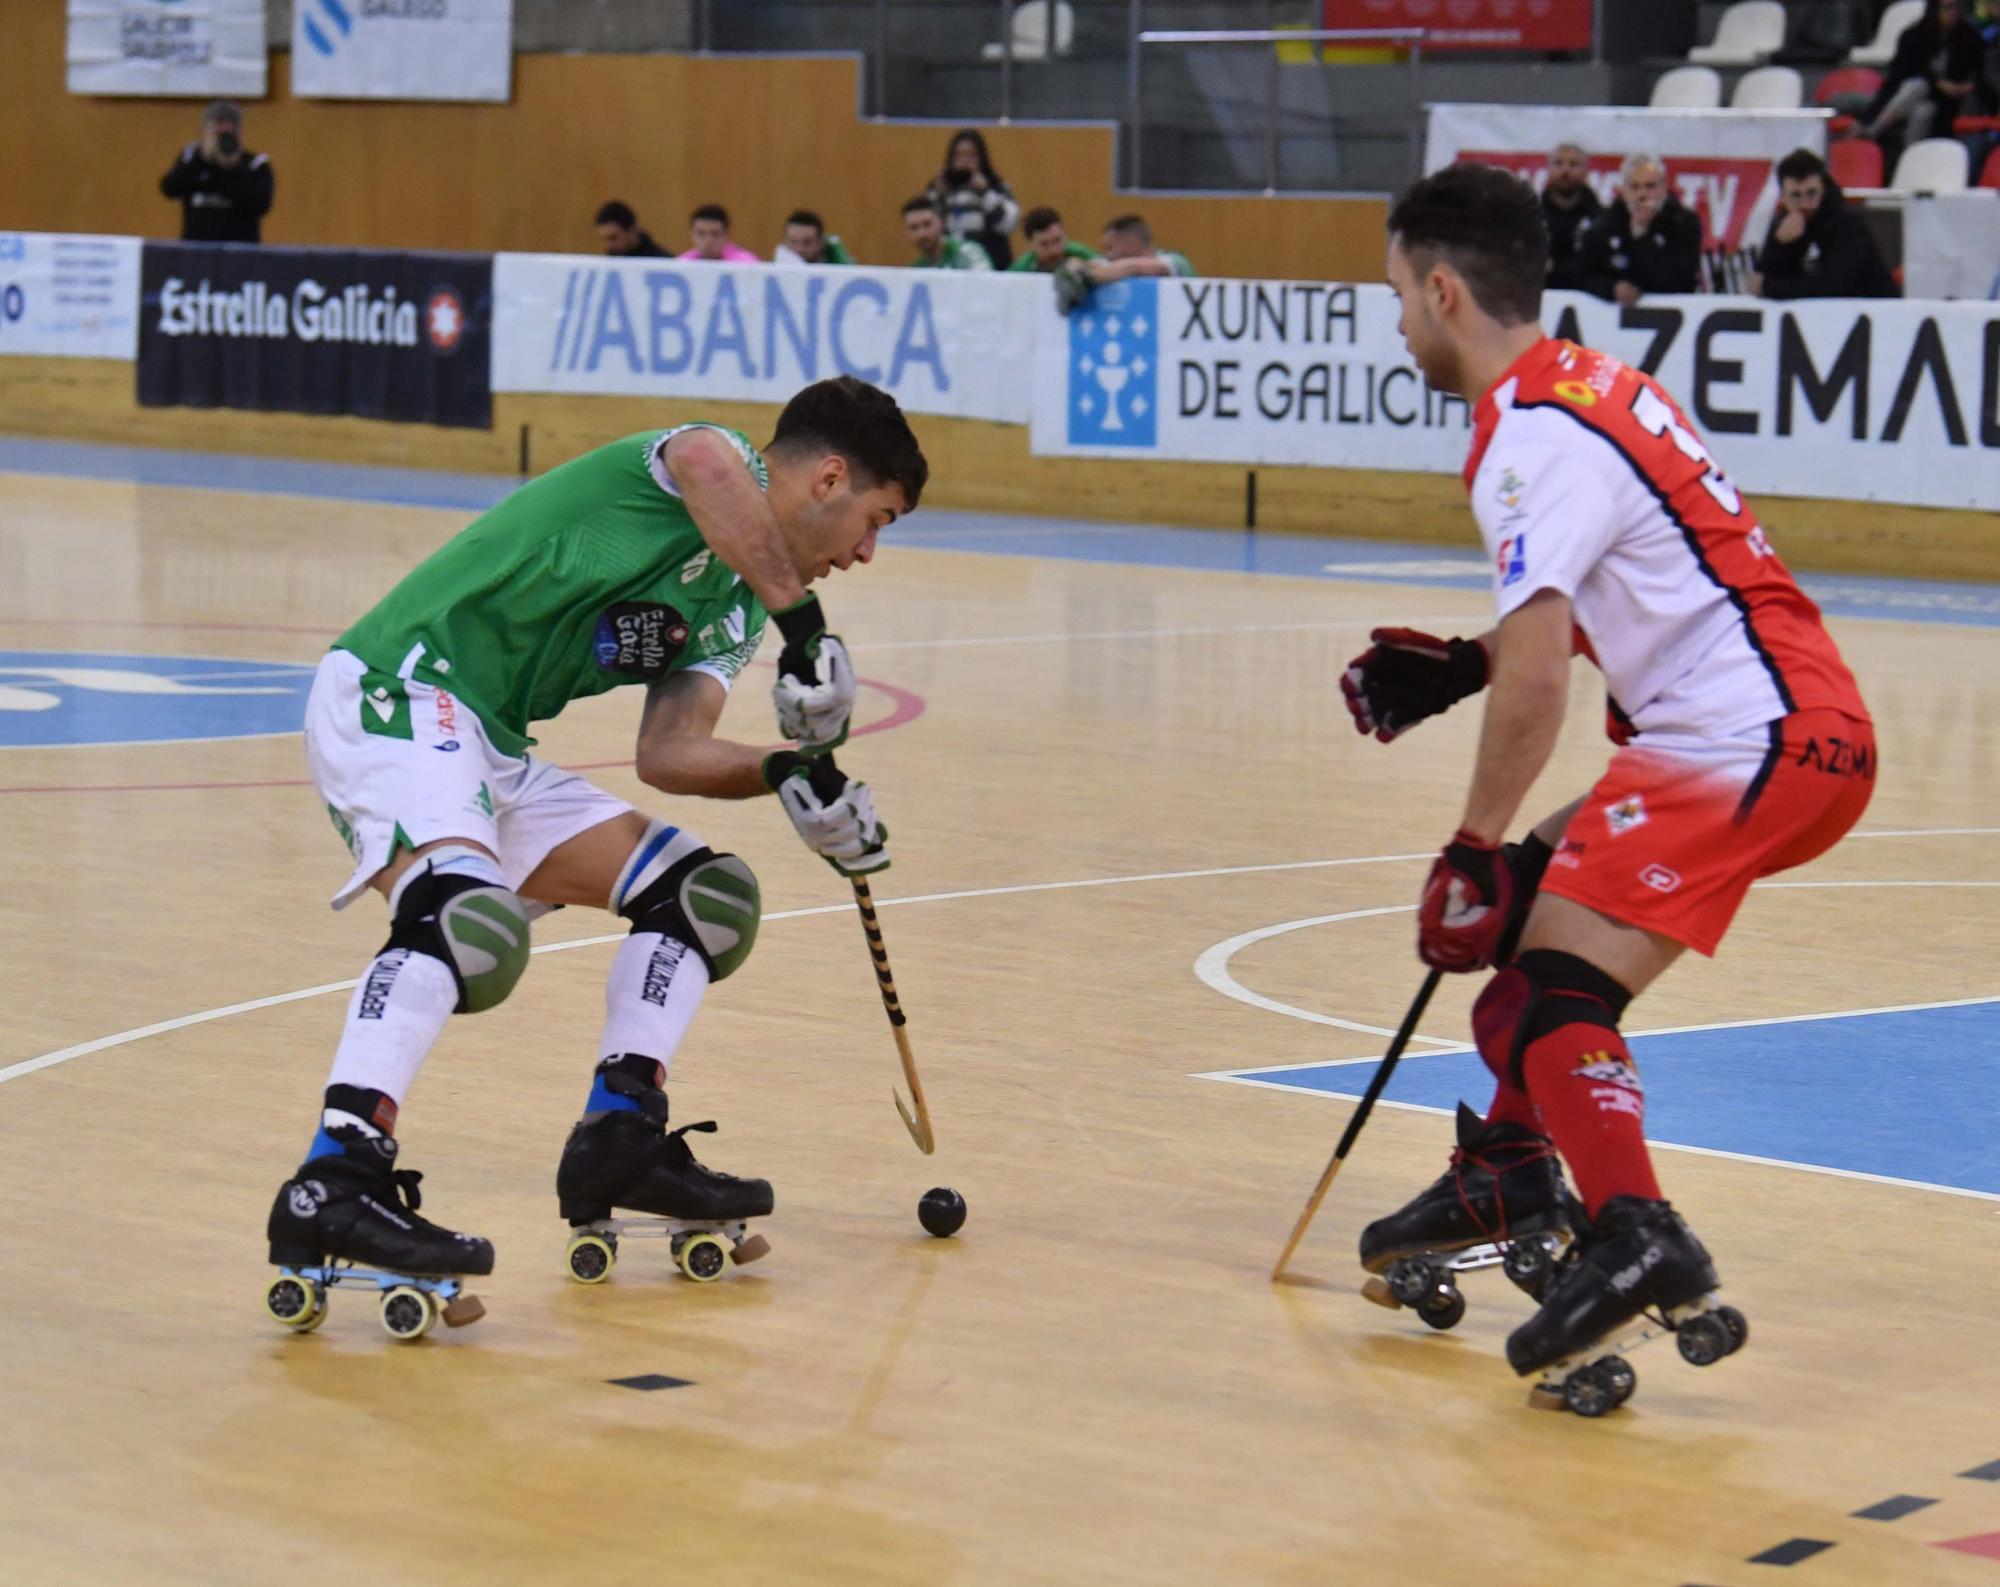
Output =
[
  {"x1": 264, "y1": 1131, "x2": 493, "y2": 1342},
  {"x1": 557, "y1": 1058, "x2": 773, "y2": 1285},
  {"x1": 1507, "y1": 1195, "x2": 1747, "y2": 1417},
  {"x1": 1358, "y1": 1103, "x2": 1575, "y2": 1332}
]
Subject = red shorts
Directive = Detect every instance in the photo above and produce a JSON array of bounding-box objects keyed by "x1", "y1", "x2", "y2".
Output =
[{"x1": 1540, "y1": 708, "x2": 1877, "y2": 956}]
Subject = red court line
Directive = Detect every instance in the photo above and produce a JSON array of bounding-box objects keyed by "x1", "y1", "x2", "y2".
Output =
[
  {"x1": 0, "y1": 674, "x2": 925, "y2": 797},
  {"x1": 0, "y1": 618, "x2": 339, "y2": 637}
]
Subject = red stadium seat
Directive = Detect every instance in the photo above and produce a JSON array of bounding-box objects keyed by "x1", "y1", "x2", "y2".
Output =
[
  {"x1": 1814, "y1": 66, "x2": 1882, "y2": 105},
  {"x1": 1828, "y1": 137, "x2": 1885, "y2": 189},
  {"x1": 1980, "y1": 146, "x2": 2000, "y2": 190}
]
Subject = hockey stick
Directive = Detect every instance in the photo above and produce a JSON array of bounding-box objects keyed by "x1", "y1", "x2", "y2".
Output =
[{"x1": 1270, "y1": 967, "x2": 1443, "y2": 1282}]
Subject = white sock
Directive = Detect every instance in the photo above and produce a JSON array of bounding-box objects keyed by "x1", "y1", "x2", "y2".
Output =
[
  {"x1": 598, "y1": 932, "x2": 711, "y2": 1072},
  {"x1": 324, "y1": 947, "x2": 459, "y2": 1106}
]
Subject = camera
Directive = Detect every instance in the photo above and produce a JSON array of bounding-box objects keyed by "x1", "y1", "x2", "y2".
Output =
[{"x1": 215, "y1": 129, "x2": 240, "y2": 158}]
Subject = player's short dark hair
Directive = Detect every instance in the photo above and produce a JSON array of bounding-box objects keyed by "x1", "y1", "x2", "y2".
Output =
[
  {"x1": 1776, "y1": 147, "x2": 1828, "y2": 184},
  {"x1": 771, "y1": 376, "x2": 928, "y2": 509},
  {"x1": 691, "y1": 203, "x2": 730, "y2": 227},
  {"x1": 1387, "y1": 163, "x2": 1548, "y2": 327},
  {"x1": 1104, "y1": 213, "x2": 1152, "y2": 245},
  {"x1": 902, "y1": 195, "x2": 942, "y2": 220},
  {"x1": 594, "y1": 200, "x2": 636, "y2": 229},
  {"x1": 785, "y1": 209, "x2": 825, "y2": 233},
  {"x1": 1023, "y1": 206, "x2": 1063, "y2": 237}
]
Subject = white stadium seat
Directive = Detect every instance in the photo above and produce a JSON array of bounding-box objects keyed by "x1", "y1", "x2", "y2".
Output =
[
  {"x1": 982, "y1": 0, "x2": 1075, "y2": 61},
  {"x1": 1890, "y1": 138, "x2": 1971, "y2": 194},
  {"x1": 1731, "y1": 65, "x2": 1803, "y2": 110},
  {"x1": 1688, "y1": 1, "x2": 1786, "y2": 66},
  {"x1": 1849, "y1": 0, "x2": 1923, "y2": 67},
  {"x1": 1650, "y1": 65, "x2": 1723, "y2": 110}
]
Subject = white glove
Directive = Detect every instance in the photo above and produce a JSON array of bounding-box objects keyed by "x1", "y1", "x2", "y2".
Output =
[
  {"x1": 772, "y1": 595, "x2": 855, "y2": 751},
  {"x1": 767, "y1": 755, "x2": 890, "y2": 875}
]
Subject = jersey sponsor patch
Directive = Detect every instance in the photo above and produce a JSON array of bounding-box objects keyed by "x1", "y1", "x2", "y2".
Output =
[
  {"x1": 1496, "y1": 532, "x2": 1528, "y2": 588},
  {"x1": 594, "y1": 601, "x2": 692, "y2": 680},
  {"x1": 1606, "y1": 794, "x2": 1648, "y2": 836}
]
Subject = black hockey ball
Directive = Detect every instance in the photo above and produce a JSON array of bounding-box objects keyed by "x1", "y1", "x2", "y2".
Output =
[{"x1": 918, "y1": 1186, "x2": 966, "y2": 1238}]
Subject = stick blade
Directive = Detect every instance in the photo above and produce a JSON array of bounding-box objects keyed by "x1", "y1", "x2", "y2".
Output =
[{"x1": 895, "y1": 1089, "x2": 935, "y2": 1155}]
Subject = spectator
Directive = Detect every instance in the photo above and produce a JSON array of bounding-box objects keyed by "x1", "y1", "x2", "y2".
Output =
[
  {"x1": 1749, "y1": 148, "x2": 1900, "y2": 299},
  {"x1": 1858, "y1": 0, "x2": 1988, "y2": 154},
  {"x1": 159, "y1": 101, "x2": 273, "y2": 244},
  {"x1": 773, "y1": 209, "x2": 855, "y2": 266},
  {"x1": 1083, "y1": 215, "x2": 1197, "y2": 283},
  {"x1": 1541, "y1": 142, "x2": 1603, "y2": 292},
  {"x1": 903, "y1": 196, "x2": 991, "y2": 269},
  {"x1": 1575, "y1": 154, "x2": 1701, "y2": 303},
  {"x1": 1009, "y1": 207, "x2": 1101, "y2": 272},
  {"x1": 925, "y1": 129, "x2": 1020, "y2": 270},
  {"x1": 680, "y1": 204, "x2": 761, "y2": 263},
  {"x1": 593, "y1": 200, "x2": 668, "y2": 258}
]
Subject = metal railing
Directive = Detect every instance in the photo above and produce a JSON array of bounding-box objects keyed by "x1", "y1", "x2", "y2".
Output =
[{"x1": 1130, "y1": 27, "x2": 1427, "y2": 193}]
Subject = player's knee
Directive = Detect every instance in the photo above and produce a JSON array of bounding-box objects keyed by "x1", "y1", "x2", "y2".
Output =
[
  {"x1": 1471, "y1": 967, "x2": 1533, "y2": 1081},
  {"x1": 386, "y1": 846, "x2": 532, "y2": 1014},
  {"x1": 1502, "y1": 949, "x2": 1633, "y2": 1088},
  {"x1": 610, "y1": 819, "x2": 761, "y2": 982}
]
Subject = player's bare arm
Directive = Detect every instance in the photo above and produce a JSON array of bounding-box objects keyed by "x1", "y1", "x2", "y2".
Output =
[
  {"x1": 665, "y1": 427, "x2": 811, "y2": 609},
  {"x1": 1458, "y1": 590, "x2": 1573, "y2": 844},
  {"x1": 634, "y1": 671, "x2": 769, "y2": 800}
]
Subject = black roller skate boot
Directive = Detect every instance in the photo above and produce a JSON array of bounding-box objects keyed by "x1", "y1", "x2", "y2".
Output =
[
  {"x1": 264, "y1": 1130, "x2": 492, "y2": 1341},
  {"x1": 1507, "y1": 1196, "x2": 1747, "y2": 1417},
  {"x1": 1357, "y1": 1102, "x2": 1574, "y2": 1331},
  {"x1": 556, "y1": 1055, "x2": 774, "y2": 1285}
]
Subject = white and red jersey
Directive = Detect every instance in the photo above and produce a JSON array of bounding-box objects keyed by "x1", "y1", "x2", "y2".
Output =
[{"x1": 1465, "y1": 338, "x2": 1867, "y2": 742}]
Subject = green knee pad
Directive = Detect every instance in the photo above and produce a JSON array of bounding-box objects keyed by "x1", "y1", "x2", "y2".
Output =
[
  {"x1": 614, "y1": 825, "x2": 762, "y2": 982},
  {"x1": 439, "y1": 885, "x2": 533, "y2": 1011}
]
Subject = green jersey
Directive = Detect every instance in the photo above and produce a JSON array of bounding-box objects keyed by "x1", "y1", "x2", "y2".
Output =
[
  {"x1": 1007, "y1": 241, "x2": 1100, "y2": 272},
  {"x1": 912, "y1": 236, "x2": 992, "y2": 271},
  {"x1": 336, "y1": 425, "x2": 770, "y2": 756}
]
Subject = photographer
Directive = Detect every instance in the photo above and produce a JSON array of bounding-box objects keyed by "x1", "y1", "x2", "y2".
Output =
[
  {"x1": 159, "y1": 101, "x2": 273, "y2": 245},
  {"x1": 923, "y1": 129, "x2": 1019, "y2": 271}
]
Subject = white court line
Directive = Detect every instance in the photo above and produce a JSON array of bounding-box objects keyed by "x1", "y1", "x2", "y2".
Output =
[{"x1": 861, "y1": 617, "x2": 1467, "y2": 652}]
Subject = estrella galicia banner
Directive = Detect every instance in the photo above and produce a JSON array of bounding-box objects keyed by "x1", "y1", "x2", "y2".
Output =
[{"x1": 138, "y1": 242, "x2": 492, "y2": 427}]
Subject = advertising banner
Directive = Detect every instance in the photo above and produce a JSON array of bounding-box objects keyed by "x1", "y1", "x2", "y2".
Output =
[
  {"x1": 0, "y1": 233, "x2": 143, "y2": 360},
  {"x1": 1427, "y1": 104, "x2": 1830, "y2": 250},
  {"x1": 67, "y1": 0, "x2": 268, "y2": 97},
  {"x1": 292, "y1": 0, "x2": 512, "y2": 102},
  {"x1": 491, "y1": 254, "x2": 1040, "y2": 423},
  {"x1": 137, "y1": 242, "x2": 492, "y2": 427},
  {"x1": 1030, "y1": 276, "x2": 2000, "y2": 512},
  {"x1": 1322, "y1": 0, "x2": 1591, "y2": 52}
]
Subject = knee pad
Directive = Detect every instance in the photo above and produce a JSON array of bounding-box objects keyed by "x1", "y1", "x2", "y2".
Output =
[
  {"x1": 610, "y1": 820, "x2": 761, "y2": 982},
  {"x1": 385, "y1": 846, "x2": 532, "y2": 1014},
  {"x1": 1499, "y1": 949, "x2": 1633, "y2": 1092}
]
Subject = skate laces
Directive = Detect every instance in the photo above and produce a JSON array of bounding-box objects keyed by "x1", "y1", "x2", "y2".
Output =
[{"x1": 1446, "y1": 1136, "x2": 1557, "y2": 1241}]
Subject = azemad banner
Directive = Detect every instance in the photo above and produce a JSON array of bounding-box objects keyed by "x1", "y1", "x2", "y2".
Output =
[
  {"x1": 293, "y1": 0, "x2": 512, "y2": 102},
  {"x1": 1427, "y1": 105, "x2": 1829, "y2": 250},
  {"x1": 138, "y1": 242, "x2": 492, "y2": 426},
  {"x1": 491, "y1": 255, "x2": 1039, "y2": 422},
  {"x1": 1030, "y1": 277, "x2": 2000, "y2": 512},
  {"x1": 67, "y1": 0, "x2": 267, "y2": 97},
  {"x1": 0, "y1": 233, "x2": 142, "y2": 360}
]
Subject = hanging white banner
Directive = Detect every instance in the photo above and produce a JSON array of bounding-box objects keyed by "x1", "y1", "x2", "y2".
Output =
[
  {"x1": 1905, "y1": 193, "x2": 2000, "y2": 302},
  {"x1": 0, "y1": 233, "x2": 143, "y2": 360},
  {"x1": 292, "y1": 0, "x2": 512, "y2": 102},
  {"x1": 1426, "y1": 104, "x2": 1830, "y2": 251},
  {"x1": 67, "y1": 0, "x2": 268, "y2": 98},
  {"x1": 492, "y1": 253, "x2": 1041, "y2": 423}
]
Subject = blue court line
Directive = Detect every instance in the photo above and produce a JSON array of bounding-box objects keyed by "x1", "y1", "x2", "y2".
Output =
[
  {"x1": 4, "y1": 434, "x2": 1998, "y2": 628},
  {"x1": 1207, "y1": 1000, "x2": 2000, "y2": 1200}
]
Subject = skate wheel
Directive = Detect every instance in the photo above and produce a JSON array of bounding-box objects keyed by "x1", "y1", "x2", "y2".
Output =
[
  {"x1": 1675, "y1": 1312, "x2": 1731, "y2": 1368},
  {"x1": 1502, "y1": 1239, "x2": 1554, "y2": 1297},
  {"x1": 1716, "y1": 1304, "x2": 1749, "y2": 1355},
  {"x1": 675, "y1": 1231, "x2": 730, "y2": 1283},
  {"x1": 1562, "y1": 1363, "x2": 1619, "y2": 1418},
  {"x1": 566, "y1": 1233, "x2": 617, "y2": 1285},
  {"x1": 1417, "y1": 1287, "x2": 1466, "y2": 1332},
  {"x1": 380, "y1": 1285, "x2": 437, "y2": 1342},
  {"x1": 1385, "y1": 1260, "x2": 1436, "y2": 1309},
  {"x1": 1359, "y1": 1275, "x2": 1403, "y2": 1312},
  {"x1": 265, "y1": 1273, "x2": 326, "y2": 1333},
  {"x1": 1594, "y1": 1355, "x2": 1637, "y2": 1406},
  {"x1": 732, "y1": 1233, "x2": 771, "y2": 1266},
  {"x1": 440, "y1": 1293, "x2": 486, "y2": 1328}
]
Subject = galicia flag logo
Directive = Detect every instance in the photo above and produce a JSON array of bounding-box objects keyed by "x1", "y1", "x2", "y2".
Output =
[{"x1": 425, "y1": 287, "x2": 465, "y2": 354}]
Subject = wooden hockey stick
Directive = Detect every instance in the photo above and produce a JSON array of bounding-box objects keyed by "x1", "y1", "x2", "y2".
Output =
[
  {"x1": 847, "y1": 874, "x2": 935, "y2": 1155},
  {"x1": 1270, "y1": 968, "x2": 1443, "y2": 1281}
]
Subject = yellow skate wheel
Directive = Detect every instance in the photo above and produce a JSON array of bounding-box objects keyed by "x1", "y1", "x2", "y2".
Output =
[
  {"x1": 566, "y1": 1233, "x2": 617, "y2": 1285},
  {"x1": 675, "y1": 1231, "x2": 730, "y2": 1283},
  {"x1": 379, "y1": 1285, "x2": 437, "y2": 1342},
  {"x1": 266, "y1": 1273, "x2": 326, "y2": 1333}
]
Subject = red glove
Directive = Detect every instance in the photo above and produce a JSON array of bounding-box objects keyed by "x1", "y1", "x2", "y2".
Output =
[
  {"x1": 1340, "y1": 628, "x2": 1490, "y2": 743},
  {"x1": 1417, "y1": 830, "x2": 1515, "y2": 972}
]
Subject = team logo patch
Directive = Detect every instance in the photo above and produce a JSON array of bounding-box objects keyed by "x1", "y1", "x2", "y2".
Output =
[
  {"x1": 1639, "y1": 863, "x2": 1682, "y2": 894},
  {"x1": 680, "y1": 550, "x2": 714, "y2": 585},
  {"x1": 1606, "y1": 795, "x2": 1648, "y2": 836},
  {"x1": 593, "y1": 602, "x2": 692, "y2": 679},
  {"x1": 1496, "y1": 533, "x2": 1528, "y2": 588},
  {"x1": 1553, "y1": 378, "x2": 1598, "y2": 407},
  {"x1": 1495, "y1": 467, "x2": 1527, "y2": 510}
]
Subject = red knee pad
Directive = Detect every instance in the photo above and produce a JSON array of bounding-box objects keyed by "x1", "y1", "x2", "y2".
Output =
[{"x1": 1471, "y1": 967, "x2": 1532, "y2": 1084}]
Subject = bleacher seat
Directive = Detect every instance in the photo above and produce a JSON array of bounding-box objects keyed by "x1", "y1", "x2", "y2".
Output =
[
  {"x1": 1813, "y1": 65, "x2": 1882, "y2": 106},
  {"x1": 1828, "y1": 136, "x2": 1885, "y2": 189},
  {"x1": 981, "y1": 0, "x2": 1074, "y2": 61},
  {"x1": 1981, "y1": 146, "x2": 2000, "y2": 190},
  {"x1": 1688, "y1": 1, "x2": 1786, "y2": 66},
  {"x1": 1890, "y1": 138, "x2": 1971, "y2": 194},
  {"x1": 1650, "y1": 65, "x2": 1723, "y2": 109},
  {"x1": 1849, "y1": 0, "x2": 1921, "y2": 67},
  {"x1": 1731, "y1": 66, "x2": 1804, "y2": 109}
]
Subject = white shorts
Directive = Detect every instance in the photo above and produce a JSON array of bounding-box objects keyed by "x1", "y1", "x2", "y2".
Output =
[{"x1": 305, "y1": 649, "x2": 633, "y2": 910}]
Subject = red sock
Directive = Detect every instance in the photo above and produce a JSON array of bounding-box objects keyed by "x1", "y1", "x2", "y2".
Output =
[
  {"x1": 1470, "y1": 970, "x2": 1542, "y2": 1133},
  {"x1": 1518, "y1": 1011, "x2": 1661, "y2": 1217}
]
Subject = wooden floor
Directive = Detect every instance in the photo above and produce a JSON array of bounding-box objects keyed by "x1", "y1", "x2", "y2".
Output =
[{"x1": 3, "y1": 463, "x2": 1998, "y2": 1586}]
